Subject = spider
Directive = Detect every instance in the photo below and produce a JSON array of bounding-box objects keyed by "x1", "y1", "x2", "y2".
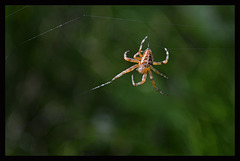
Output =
[{"x1": 81, "y1": 36, "x2": 169, "y2": 95}]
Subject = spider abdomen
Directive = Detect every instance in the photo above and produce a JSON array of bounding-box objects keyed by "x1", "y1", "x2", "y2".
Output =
[{"x1": 141, "y1": 48, "x2": 154, "y2": 67}]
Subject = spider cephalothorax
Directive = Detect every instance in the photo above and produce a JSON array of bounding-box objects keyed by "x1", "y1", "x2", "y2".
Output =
[{"x1": 81, "y1": 36, "x2": 169, "y2": 96}]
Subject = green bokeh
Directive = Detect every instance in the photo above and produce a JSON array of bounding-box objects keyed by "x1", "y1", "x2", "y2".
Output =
[{"x1": 5, "y1": 5, "x2": 235, "y2": 155}]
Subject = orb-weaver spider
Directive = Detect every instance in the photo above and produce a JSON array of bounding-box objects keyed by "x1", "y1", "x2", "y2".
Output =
[{"x1": 81, "y1": 36, "x2": 169, "y2": 95}]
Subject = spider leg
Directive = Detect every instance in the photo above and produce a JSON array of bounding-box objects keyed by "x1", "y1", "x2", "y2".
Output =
[
  {"x1": 153, "y1": 48, "x2": 169, "y2": 65},
  {"x1": 138, "y1": 36, "x2": 148, "y2": 57},
  {"x1": 80, "y1": 80, "x2": 113, "y2": 95},
  {"x1": 80, "y1": 64, "x2": 138, "y2": 95},
  {"x1": 149, "y1": 70, "x2": 168, "y2": 96},
  {"x1": 112, "y1": 64, "x2": 139, "y2": 81},
  {"x1": 133, "y1": 52, "x2": 142, "y2": 60},
  {"x1": 124, "y1": 50, "x2": 139, "y2": 63},
  {"x1": 150, "y1": 66, "x2": 168, "y2": 79},
  {"x1": 131, "y1": 72, "x2": 147, "y2": 86}
]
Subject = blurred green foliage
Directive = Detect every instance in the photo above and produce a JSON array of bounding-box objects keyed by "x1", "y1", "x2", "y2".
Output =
[{"x1": 5, "y1": 5, "x2": 234, "y2": 155}]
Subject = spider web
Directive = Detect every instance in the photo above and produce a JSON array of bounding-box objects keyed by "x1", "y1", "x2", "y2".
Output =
[
  {"x1": 5, "y1": 5, "x2": 235, "y2": 95},
  {"x1": 6, "y1": 6, "x2": 234, "y2": 56}
]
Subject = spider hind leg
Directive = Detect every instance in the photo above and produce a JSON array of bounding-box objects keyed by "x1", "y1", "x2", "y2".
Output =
[
  {"x1": 124, "y1": 50, "x2": 139, "y2": 63},
  {"x1": 153, "y1": 48, "x2": 169, "y2": 65},
  {"x1": 138, "y1": 36, "x2": 148, "y2": 57}
]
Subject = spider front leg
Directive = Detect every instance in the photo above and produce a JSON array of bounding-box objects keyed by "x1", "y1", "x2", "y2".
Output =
[
  {"x1": 153, "y1": 48, "x2": 169, "y2": 65},
  {"x1": 112, "y1": 64, "x2": 139, "y2": 81},
  {"x1": 124, "y1": 50, "x2": 139, "y2": 63},
  {"x1": 149, "y1": 70, "x2": 168, "y2": 96},
  {"x1": 131, "y1": 72, "x2": 147, "y2": 86},
  {"x1": 150, "y1": 66, "x2": 168, "y2": 79}
]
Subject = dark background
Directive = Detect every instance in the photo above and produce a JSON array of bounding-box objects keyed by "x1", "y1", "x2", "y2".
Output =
[{"x1": 5, "y1": 5, "x2": 235, "y2": 155}]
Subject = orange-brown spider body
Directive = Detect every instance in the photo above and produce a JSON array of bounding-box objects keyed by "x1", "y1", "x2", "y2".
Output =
[
  {"x1": 81, "y1": 36, "x2": 169, "y2": 96},
  {"x1": 111, "y1": 36, "x2": 169, "y2": 95},
  {"x1": 137, "y1": 48, "x2": 153, "y2": 74}
]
